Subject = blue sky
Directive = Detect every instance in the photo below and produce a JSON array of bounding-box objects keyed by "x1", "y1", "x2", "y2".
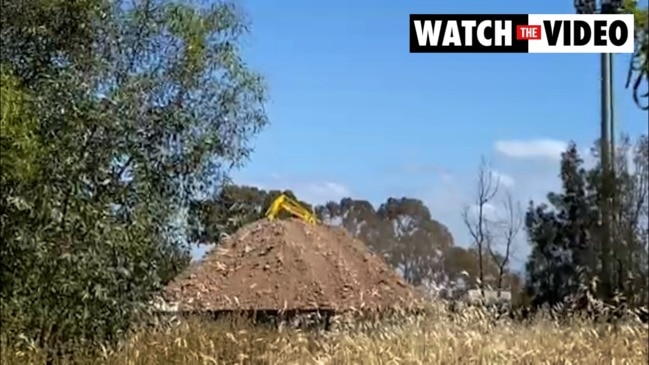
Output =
[{"x1": 194, "y1": 0, "x2": 648, "y2": 265}]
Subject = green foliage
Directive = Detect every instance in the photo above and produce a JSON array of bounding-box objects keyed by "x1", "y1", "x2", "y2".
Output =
[
  {"x1": 623, "y1": 0, "x2": 648, "y2": 110},
  {"x1": 319, "y1": 197, "x2": 522, "y2": 294},
  {"x1": 524, "y1": 143, "x2": 596, "y2": 305},
  {"x1": 375, "y1": 197, "x2": 454, "y2": 286},
  {"x1": 188, "y1": 185, "x2": 313, "y2": 244},
  {"x1": 0, "y1": 0, "x2": 268, "y2": 356},
  {"x1": 524, "y1": 136, "x2": 649, "y2": 308},
  {"x1": 0, "y1": 67, "x2": 42, "y2": 185}
]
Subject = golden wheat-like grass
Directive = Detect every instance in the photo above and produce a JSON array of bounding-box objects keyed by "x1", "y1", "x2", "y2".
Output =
[{"x1": 4, "y1": 303, "x2": 648, "y2": 365}]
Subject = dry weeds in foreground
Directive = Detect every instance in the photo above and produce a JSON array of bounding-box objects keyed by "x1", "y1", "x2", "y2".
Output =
[{"x1": 4, "y1": 304, "x2": 649, "y2": 365}]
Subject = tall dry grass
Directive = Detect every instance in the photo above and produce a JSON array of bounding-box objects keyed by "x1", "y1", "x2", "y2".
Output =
[{"x1": 3, "y1": 303, "x2": 648, "y2": 365}]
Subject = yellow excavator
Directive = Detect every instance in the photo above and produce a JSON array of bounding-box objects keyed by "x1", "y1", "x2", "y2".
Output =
[{"x1": 265, "y1": 193, "x2": 319, "y2": 224}]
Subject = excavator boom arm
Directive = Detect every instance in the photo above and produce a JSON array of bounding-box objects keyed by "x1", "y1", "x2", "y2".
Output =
[{"x1": 265, "y1": 194, "x2": 319, "y2": 224}]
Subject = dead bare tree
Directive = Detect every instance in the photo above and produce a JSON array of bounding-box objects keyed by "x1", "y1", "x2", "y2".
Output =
[
  {"x1": 485, "y1": 189, "x2": 523, "y2": 298},
  {"x1": 462, "y1": 157, "x2": 499, "y2": 296}
]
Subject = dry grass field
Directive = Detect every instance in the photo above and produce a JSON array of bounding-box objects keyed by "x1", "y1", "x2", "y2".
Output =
[{"x1": 3, "y1": 303, "x2": 648, "y2": 365}]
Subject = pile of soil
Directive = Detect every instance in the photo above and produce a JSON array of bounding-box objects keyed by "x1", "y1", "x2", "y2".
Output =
[{"x1": 164, "y1": 218, "x2": 422, "y2": 312}]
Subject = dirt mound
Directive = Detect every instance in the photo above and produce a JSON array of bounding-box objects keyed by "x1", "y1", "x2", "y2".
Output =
[{"x1": 164, "y1": 218, "x2": 422, "y2": 312}]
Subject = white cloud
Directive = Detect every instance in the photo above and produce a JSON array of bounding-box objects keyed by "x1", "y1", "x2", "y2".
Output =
[
  {"x1": 440, "y1": 172, "x2": 454, "y2": 183},
  {"x1": 490, "y1": 170, "x2": 515, "y2": 187},
  {"x1": 416, "y1": 159, "x2": 561, "y2": 271},
  {"x1": 239, "y1": 174, "x2": 351, "y2": 205},
  {"x1": 299, "y1": 181, "x2": 350, "y2": 203},
  {"x1": 495, "y1": 139, "x2": 567, "y2": 160},
  {"x1": 467, "y1": 202, "x2": 499, "y2": 220}
]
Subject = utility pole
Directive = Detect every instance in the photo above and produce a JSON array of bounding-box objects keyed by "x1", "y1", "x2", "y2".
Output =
[
  {"x1": 574, "y1": 0, "x2": 621, "y2": 299},
  {"x1": 600, "y1": 51, "x2": 613, "y2": 299}
]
